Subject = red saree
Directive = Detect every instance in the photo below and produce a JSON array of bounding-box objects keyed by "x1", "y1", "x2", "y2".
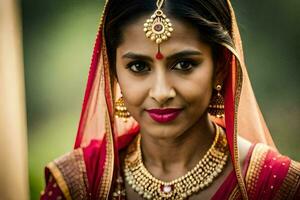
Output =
[
  {"x1": 40, "y1": 0, "x2": 300, "y2": 199},
  {"x1": 40, "y1": 134, "x2": 300, "y2": 200}
]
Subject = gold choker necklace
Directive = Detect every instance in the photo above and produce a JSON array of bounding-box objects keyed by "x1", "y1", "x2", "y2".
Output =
[{"x1": 124, "y1": 124, "x2": 228, "y2": 200}]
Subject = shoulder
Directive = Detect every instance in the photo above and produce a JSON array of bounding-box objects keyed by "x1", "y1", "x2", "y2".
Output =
[
  {"x1": 44, "y1": 147, "x2": 89, "y2": 200},
  {"x1": 44, "y1": 139, "x2": 106, "y2": 199},
  {"x1": 42, "y1": 135, "x2": 136, "y2": 199},
  {"x1": 244, "y1": 142, "x2": 300, "y2": 199}
]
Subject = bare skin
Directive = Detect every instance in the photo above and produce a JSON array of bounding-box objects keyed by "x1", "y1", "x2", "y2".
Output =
[
  {"x1": 123, "y1": 137, "x2": 251, "y2": 199},
  {"x1": 116, "y1": 15, "x2": 252, "y2": 199}
]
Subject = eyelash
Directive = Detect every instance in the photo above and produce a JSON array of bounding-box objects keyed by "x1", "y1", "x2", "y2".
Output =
[
  {"x1": 126, "y1": 61, "x2": 149, "y2": 73},
  {"x1": 171, "y1": 59, "x2": 199, "y2": 71},
  {"x1": 126, "y1": 59, "x2": 199, "y2": 73}
]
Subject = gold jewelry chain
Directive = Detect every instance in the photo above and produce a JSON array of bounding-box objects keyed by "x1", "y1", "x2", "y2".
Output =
[
  {"x1": 124, "y1": 124, "x2": 229, "y2": 200},
  {"x1": 156, "y1": 0, "x2": 164, "y2": 9}
]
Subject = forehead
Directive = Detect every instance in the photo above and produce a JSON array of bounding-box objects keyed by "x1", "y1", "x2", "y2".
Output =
[{"x1": 117, "y1": 15, "x2": 211, "y2": 56}]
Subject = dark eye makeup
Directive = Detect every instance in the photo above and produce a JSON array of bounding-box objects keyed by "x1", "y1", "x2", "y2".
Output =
[
  {"x1": 171, "y1": 59, "x2": 200, "y2": 71},
  {"x1": 126, "y1": 61, "x2": 150, "y2": 73},
  {"x1": 125, "y1": 58, "x2": 200, "y2": 74}
]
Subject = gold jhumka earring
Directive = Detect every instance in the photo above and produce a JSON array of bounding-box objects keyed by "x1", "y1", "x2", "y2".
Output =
[
  {"x1": 208, "y1": 84, "x2": 225, "y2": 118},
  {"x1": 143, "y1": 0, "x2": 173, "y2": 60},
  {"x1": 115, "y1": 96, "x2": 131, "y2": 122}
]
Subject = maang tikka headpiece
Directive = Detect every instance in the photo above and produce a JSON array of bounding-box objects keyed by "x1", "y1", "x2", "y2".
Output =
[{"x1": 143, "y1": 0, "x2": 173, "y2": 60}]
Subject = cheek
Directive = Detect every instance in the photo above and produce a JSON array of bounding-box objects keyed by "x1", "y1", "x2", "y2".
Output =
[
  {"x1": 176, "y1": 62, "x2": 214, "y2": 108},
  {"x1": 116, "y1": 68, "x2": 148, "y2": 113}
]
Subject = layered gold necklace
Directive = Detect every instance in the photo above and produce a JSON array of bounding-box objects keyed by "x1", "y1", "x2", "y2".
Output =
[{"x1": 124, "y1": 124, "x2": 228, "y2": 200}]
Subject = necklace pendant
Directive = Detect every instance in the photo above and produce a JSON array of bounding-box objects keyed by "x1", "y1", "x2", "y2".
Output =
[
  {"x1": 124, "y1": 125, "x2": 228, "y2": 200},
  {"x1": 158, "y1": 184, "x2": 174, "y2": 198}
]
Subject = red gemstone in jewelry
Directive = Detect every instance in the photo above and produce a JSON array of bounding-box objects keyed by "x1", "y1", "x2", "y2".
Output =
[
  {"x1": 154, "y1": 24, "x2": 163, "y2": 32},
  {"x1": 160, "y1": 185, "x2": 173, "y2": 194},
  {"x1": 156, "y1": 52, "x2": 164, "y2": 60}
]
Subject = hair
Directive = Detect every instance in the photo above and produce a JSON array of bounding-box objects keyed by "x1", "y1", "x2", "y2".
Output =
[{"x1": 104, "y1": 0, "x2": 234, "y2": 80}]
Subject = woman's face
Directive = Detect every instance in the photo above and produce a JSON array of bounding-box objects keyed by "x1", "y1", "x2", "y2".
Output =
[{"x1": 116, "y1": 16, "x2": 214, "y2": 139}]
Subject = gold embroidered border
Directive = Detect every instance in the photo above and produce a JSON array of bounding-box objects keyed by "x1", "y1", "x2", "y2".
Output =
[
  {"x1": 47, "y1": 148, "x2": 89, "y2": 200},
  {"x1": 228, "y1": 185, "x2": 241, "y2": 200},
  {"x1": 96, "y1": 0, "x2": 116, "y2": 195},
  {"x1": 244, "y1": 144, "x2": 268, "y2": 198},
  {"x1": 274, "y1": 160, "x2": 300, "y2": 200},
  {"x1": 225, "y1": 0, "x2": 250, "y2": 199},
  {"x1": 47, "y1": 162, "x2": 72, "y2": 200},
  {"x1": 220, "y1": 42, "x2": 247, "y2": 200},
  {"x1": 234, "y1": 61, "x2": 247, "y2": 198},
  {"x1": 97, "y1": 112, "x2": 115, "y2": 199},
  {"x1": 228, "y1": 145, "x2": 269, "y2": 200}
]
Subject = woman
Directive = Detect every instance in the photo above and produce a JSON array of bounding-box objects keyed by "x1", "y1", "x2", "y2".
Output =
[{"x1": 40, "y1": 0, "x2": 300, "y2": 199}]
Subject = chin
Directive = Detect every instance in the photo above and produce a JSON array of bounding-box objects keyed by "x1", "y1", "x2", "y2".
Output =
[{"x1": 142, "y1": 123, "x2": 186, "y2": 140}]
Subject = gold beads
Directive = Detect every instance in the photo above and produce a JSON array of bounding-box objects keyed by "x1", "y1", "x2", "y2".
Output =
[
  {"x1": 124, "y1": 124, "x2": 229, "y2": 200},
  {"x1": 115, "y1": 96, "x2": 130, "y2": 121},
  {"x1": 143, "y1": 0, "x2": 173, "y2": 45},
  {"x1": 208, "y1": 84, "x2": 225, "y2": 118}
]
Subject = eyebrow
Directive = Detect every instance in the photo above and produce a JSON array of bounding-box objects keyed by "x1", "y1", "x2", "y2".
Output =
[{"x1": 122, "y1": 50, "x2": 203, "y2": 62}]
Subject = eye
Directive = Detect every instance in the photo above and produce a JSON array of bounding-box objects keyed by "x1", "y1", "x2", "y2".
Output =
[
  {"x1": 172, "y1": 60, "x2": 197, "y2": 71},
  {"x1": 126, "y1": 61, "x2": 150, "y2": 73}
]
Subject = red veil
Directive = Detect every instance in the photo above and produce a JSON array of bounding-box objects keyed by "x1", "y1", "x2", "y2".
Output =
[{"x1": 73, "y1": 0, "x2": 276, "y2": 199}]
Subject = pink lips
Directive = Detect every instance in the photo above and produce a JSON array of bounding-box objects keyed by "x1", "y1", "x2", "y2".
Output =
[{"x1": 146, "y1": 108, "x2": 182, "y2": 123}]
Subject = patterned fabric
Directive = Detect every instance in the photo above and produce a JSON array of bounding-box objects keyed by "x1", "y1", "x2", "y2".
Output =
[
  {"x1": 41, "y1": 140, "x2": 300, "y2": 200},
  {"x1": 274, "y1": 160, "x2": 300, "y2": 199},
  {"x1": 40, "y1": 175, "x2": 65, "y2": 200},
  {"x1": 42, "y1": 148, "x2": 90, "y2": 200},
  {"x1": 244, "y1": 144, "x2": 300, "y2": 200}
]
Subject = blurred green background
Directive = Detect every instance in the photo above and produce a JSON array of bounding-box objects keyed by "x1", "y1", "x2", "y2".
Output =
[{"x1": 21, "y1": 0, "x2": 300, "y2": 199}]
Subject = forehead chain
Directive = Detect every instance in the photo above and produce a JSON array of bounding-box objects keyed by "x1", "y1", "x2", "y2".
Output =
[
  {"x1": 156, "y1": 0, "x2": 164, "y2": 9},
  {"x1": 143, "y1": 0, "x2": 174, "y2": 59}
]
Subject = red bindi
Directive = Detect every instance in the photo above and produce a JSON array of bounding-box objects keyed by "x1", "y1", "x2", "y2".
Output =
[{"x1": 156, "y1": 51, "x2": 164, "y2": 60}]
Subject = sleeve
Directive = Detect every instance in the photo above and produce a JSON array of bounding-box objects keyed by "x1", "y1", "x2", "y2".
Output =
[
  {"x1": 40, "y1": 174, "x2": 65, "y2": 200},
  {"x1": 293, "y1": 161, "x2": 300, "y2": 199},
  {"x1": 272, "y1": 159, "x2": 300, "y2": 199},
  {"x1": 40, "y1": 148, "x2": 89, "y2": 200}
]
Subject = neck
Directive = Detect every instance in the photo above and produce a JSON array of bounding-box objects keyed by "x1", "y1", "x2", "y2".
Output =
[{"x1": 140, "y1": 114, "x2": 215, "y2": 181}]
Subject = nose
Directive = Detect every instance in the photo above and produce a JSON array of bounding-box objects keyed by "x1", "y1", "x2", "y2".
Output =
[{"x1": 149, "y1": 71, "x2": 176, "y2": 105}]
